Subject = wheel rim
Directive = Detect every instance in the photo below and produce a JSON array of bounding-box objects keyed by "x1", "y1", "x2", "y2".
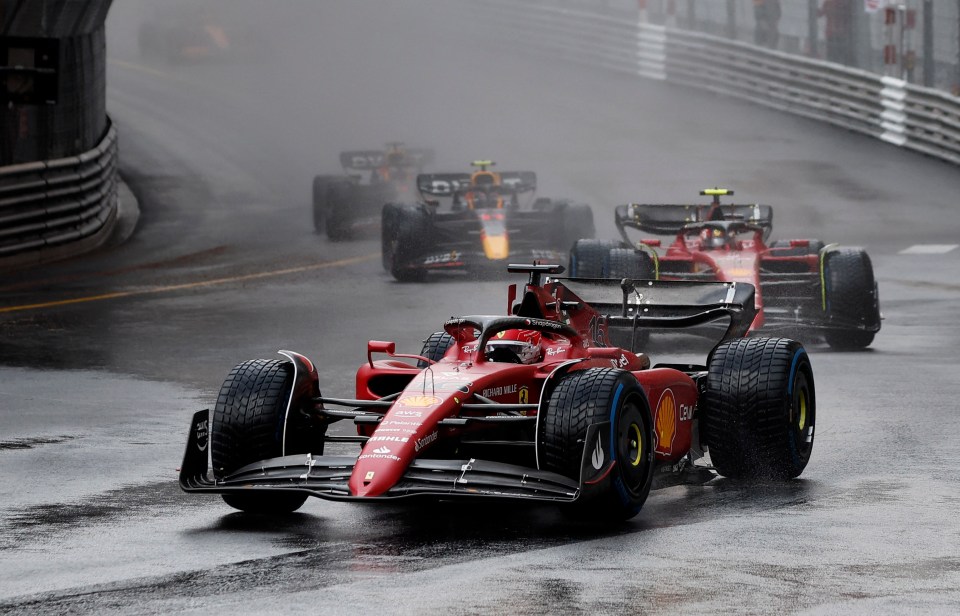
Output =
[
  {"x1": 791, "y1": 369, "x2": 814, "y2": 456},
  {"x1": 616, "y1": 394, "x2": 652, "y2": 495},
  {"x1": 797, "y1": 389, "x2": 807, "y2": 431},
  {"x1": 627, "y1": 422, "x2": 643, "y2": 466}
]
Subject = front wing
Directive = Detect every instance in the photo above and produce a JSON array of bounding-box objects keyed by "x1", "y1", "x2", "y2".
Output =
[
  {"x1": 180, "y1": 410, "x2": 581, "y2": 502},
  {"x1": 394, "y1": 211, "x2": 568, "y2": 274}
]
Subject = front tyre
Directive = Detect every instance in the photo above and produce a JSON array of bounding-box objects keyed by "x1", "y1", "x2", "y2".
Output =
[
  {"x1": 418, "y1": 332, "x2": 455, "y2": 367},
  {"x1": 701, "y1": 338, "x2": 815, "y2": 479},
  {"x1": 385, "y1": 206, "x2": 428, "y2": 282},
  {"x1": 539, "y1": 368, "x2": 655, "y2": 521},
  {"x1": 212, "y1": 359, "x2": 309, "y2": 513}
]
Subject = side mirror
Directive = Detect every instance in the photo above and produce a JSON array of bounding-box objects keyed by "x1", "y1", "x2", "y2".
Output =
[{"x1": 367, "y1": 340, "x2": 396, "y2": 367}]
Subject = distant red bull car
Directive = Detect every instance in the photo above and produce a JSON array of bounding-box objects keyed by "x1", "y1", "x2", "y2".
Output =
[
  {"x1": 180, "y1": 264, "x2": 816, "y2": 521},
  {"x1": 569, "y1": 188, "x2": 881, "y2": 349},
  {"x1": 312, "y1": 144, "x2": 433, "y2": 241},
  {"x1": 382, "y1": 161, "x2": 594, "y2": 281},
  {"x1": 138, "y1": 2, "x2": 266, "y2": 63}
]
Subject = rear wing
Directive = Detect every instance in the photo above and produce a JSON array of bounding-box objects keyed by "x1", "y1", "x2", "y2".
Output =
[
  {"x1": 339, "y1": 148, "x2": 434, "y2": 172},
  {"x1": 417, "y1": 171, "x2": 537, "y2": 198},
  {"x1": 557, "y1": 277, "x2": 757, "y2": 341},
  {"x1": 614, "y1": 203, "x2": 773, "y2": 238}
]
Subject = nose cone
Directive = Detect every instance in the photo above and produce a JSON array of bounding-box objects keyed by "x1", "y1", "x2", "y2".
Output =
[
  {"x1": 482, "y1": 234, "x2": 509, "y2": 260},
  {"x1": 349, "y1": 442, "x2": 409, "y2": 497}
]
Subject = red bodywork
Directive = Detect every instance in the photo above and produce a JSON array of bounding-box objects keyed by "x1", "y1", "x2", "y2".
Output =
[
  {"x1": 180, "y1": 265, "x2": 757, "y2": 505},
  {"x1": 659, "y1": 230, "x2": 818, "y2": 331},
  {"x1": 616, "y1": 196, "x2": 822, "y2": 333},
  {"x1": 348, "y1": 275, "x2": 700, "y2": 498}
]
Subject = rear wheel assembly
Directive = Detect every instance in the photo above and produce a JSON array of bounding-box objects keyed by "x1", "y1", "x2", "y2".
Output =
[
  {"x1": 701, "y1": 337, "x2": 815, "y2": 479},
  {"x1": 822, "y1": 247, "x2": 880, "y2": 349},
  {"x1": 568, "y1": 239, "x2": 620, "y2": 278}
]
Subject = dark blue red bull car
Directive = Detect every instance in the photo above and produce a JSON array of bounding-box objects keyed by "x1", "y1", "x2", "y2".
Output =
[{"x1": 381, "y1": 161, "x2": 594, "y2": 281}]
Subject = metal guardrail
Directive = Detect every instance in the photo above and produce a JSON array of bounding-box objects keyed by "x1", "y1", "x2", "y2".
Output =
[
  {"x1": 475, "y1": 0, "x2": 960, "y2": 167},
  {"x1": 0, "y1": 121, "x2": 118, "y2": 264}
]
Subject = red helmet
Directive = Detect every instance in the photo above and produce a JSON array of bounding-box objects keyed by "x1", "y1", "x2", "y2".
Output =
[
  {"x1": 700, "y1": 227, "x2": 727, "y2": 250},
  {"x1": 485, "y1": 329, "x2": 542, "y2": 364}
]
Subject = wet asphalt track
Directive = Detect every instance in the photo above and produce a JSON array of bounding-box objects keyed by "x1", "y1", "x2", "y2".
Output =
[{"x1": 2, "y1": 1, "x2": 960, "y2": 614}]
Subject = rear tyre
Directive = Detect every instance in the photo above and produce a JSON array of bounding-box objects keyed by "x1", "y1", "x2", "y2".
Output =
[
  {"x1": 822, "y1": 248, "x2": 880, "y2": 350},
  {"x1": 606, "y1": 248, "x2": 656, "y2": 280},
  {"x1": 212, "y1": 359, "x2": 309, "y2": 513},
  {"x1": 325, "y1": 181, "x2": 355, "y2": 242},
  {"x1": 701, "y1": 338, "x2": 815, "y2": 479},
  {"x1": 568, "y1": 239, "x2": 621, "y2": 278},
  {"x1": 311, "y1": 176, "x2": 332, "y2": 233},
  {"x1": 539, "y1": 368, "x2": 655, "y2": 521},
  {"x1": 418, "y1": 332, "x2": 455, "y2": 367},
  {"x1": 312, "y1": 175, "x2": 343, "y2": 233},
  {"x1": 561, "y1": 204, "x2": 595, "y2": 250}
]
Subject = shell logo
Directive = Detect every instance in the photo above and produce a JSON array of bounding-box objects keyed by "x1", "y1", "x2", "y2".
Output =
[
  {"x1": 654, "y1": 389, "x2": 678, "y2": 455},
  {"x1": 397, "y1": 395, "x2": 441, "y2": 408}
]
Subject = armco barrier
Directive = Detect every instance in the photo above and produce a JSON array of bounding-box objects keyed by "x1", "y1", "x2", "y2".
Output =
[
  {"x1": 474, "y1": 0, "x2": 960, "y2": 167},
  {"x1": 0, "y1": 121, "x2": 118, "y2": 266}
]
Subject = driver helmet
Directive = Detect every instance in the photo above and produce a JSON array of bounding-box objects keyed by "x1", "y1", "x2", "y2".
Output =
[
  {"x1": 485, "y1": 329, "x2": 542, "y2": 364},
  {"x1": 470, "y1": 190, "x2": 493, "y2": 209},
  {"x1": 700, "y1": 227, "x2": 727, "y2": 250}
]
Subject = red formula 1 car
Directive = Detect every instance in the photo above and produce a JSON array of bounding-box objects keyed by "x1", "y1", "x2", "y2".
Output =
[
  {"x1": 569, "y1": 189, "x2": 881, "y2": 349},
  {"x1": 180, "y1": 264, "x2": 816, "y2": 521}
]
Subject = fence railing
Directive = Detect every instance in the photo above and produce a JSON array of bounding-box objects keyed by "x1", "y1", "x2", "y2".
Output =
[
  {"x1": 475, "y1": 0, "x2": 960, "y2": 167},
  {"x1": 0, "y1": 121, "x2": 118, "y2": 265}
]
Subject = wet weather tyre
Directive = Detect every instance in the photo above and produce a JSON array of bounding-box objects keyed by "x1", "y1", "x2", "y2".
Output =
[
  {"x1": 561, "y1": 204, "x2": 595, "y2": 250},
  {"x1": 606, "y1": 248, "x2": 656, "y2": 280},
  {"x1": 212, "y1": 359, "x2": 308, "y2": 513},
  {"x1": 822, "y1": 248, "x2": 879, "y2": 349},
  {"x1": 701, "y1": 338, "x2": 815, "y2": 480},
  {"x1": 385, "y1": 207, "x2": 428, "y2": 282},
  {"x1": 325, "y1": 181, "x2": 355, "y2": 242},
  {"x1": 312, "y1": 176, "x2": 335, "y2": 233},
  {"x1": 539, "y1": 368, "x2": 655, "y2": 521},
  {"x1": 381, "y1": 203, "x2": 399, "y2": 270},
  {"x1": 418, "y1": 332, "x2": 455, "y2": 367},
  {"x1": 569, "y1": 239, "x2": 620, "y2": 278}
]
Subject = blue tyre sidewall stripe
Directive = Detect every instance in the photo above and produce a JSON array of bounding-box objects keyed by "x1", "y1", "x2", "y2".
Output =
[
  {"x1": 608, "y1": 382, "x2": 624, "y2": 462},
  {"x1": 787, "y1": 348, "x2": 806, "y2": 395}
]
